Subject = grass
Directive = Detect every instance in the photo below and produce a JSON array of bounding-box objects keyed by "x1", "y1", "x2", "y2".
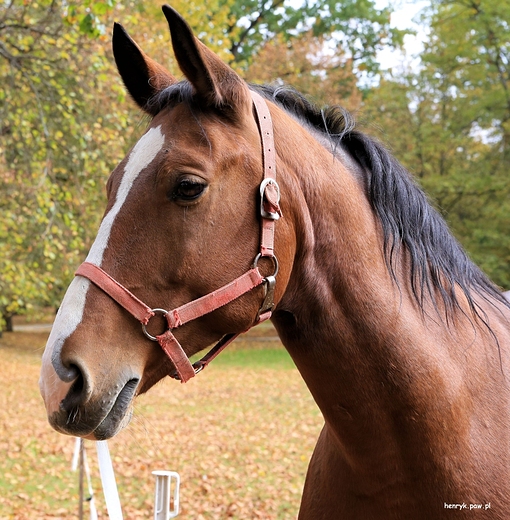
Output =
[
  {"x1": 0, "y1": 326, "x2": 322, "y2": 519},
  {"x1": 194, "y1": 339, "x2": 296, "y2": 370},
  {"x1": 214, "y1": 347, "x2": 295, "y2": 369}
]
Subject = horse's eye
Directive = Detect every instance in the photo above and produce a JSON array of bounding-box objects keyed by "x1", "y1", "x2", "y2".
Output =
[{"x1": 172, "y1": 179, "x2": 206, "y2": 202}]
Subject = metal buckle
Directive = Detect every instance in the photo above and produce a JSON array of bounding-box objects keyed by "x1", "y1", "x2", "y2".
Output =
[
  {"x1": 252, "y1": 254, "x2": 278, "y2": 320},
  {"x1": 257, "y1": 275, "x2": 276, "y2": 319},
  {"x1": 142, "y1": 308, "x2": 169, "y2": 341},
  {"x1": 168, "y1": 358, "x2": 209, "y2": 381},
  {"x1": 259, "y1": 178, "x2": 281, "y2": 220},
  {"x1": 192, "y1": 362, "x2": 205, "y2": 375}
]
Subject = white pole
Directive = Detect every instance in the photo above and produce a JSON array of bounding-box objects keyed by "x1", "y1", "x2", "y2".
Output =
[
  {"x1": 83, "y1": 445, "x2": 98, "y2": 520},
  {"x1": 71, "y1": 438, "x2": 98, "y2": 520},
  {"x1": 72, "y1": 439, "x2": 181, "y2": 519},
  {"x1": 96, "y1": 441, "x2": 124, "y2": 520},
  {"x1": 72, "y1": 437, "x2": 81, "y2": 471},
  {"x1": 153, "y1": 470, "x2": 180, "y2": 519}
]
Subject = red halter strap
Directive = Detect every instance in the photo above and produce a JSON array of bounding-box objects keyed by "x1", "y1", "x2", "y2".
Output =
[{"x1": 74, "y1": 91, "x2": 281, "y2": 383}]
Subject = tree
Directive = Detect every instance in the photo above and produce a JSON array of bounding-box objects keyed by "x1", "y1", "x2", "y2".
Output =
[
  {"x1": 362, "y1": 0, "x2": 510, "y2": 288},
  {"x1": 0, "y1": 0, "x2": 131, "y2": 330},
  {"x1": 424, "y1": 0, "x2": 510, "y2": 160},
  {"x1": 244, "y1": 31, "x2": 361, "y2": 109},
  {"x1": 223, "y1": 0, "x2": 405, "y2": 77}
]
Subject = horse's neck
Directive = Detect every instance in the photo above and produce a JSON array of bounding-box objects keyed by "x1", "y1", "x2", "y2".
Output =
[
  {"x1": 274, "y1": 119, "x2": 435, "y2": 391},
  {"x1": 272, "y1": 117, "x2": 507, "y2": 486}
]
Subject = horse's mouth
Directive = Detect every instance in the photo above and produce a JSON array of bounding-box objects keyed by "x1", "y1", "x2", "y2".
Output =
[
  {"x1": 51, "y1": 378, "x2": 139, "y2": 440},
  {"x1": 88, "y1": 378, "x2": 139, "y2": 440}
]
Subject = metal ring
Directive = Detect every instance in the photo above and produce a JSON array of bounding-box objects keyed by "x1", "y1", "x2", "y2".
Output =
[
  {"x1": 252, "y1": 253, "x2": 279, "y2": 278},
  {"x1": 142, "y1": 308, "x2": 169, "y2": 341}
]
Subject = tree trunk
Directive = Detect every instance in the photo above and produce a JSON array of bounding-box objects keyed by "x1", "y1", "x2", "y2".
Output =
[{"x1": 2, "y1": 313, "x2": 13, "y2": 333}]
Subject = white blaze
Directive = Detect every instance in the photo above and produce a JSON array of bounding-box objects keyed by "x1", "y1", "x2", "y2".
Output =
[
  {"x1": 42, "y1": 125, "x2": 165, "y2": 373},
  {"x1": 85, "y1": 125, "x2": 165, "y2": 265}
]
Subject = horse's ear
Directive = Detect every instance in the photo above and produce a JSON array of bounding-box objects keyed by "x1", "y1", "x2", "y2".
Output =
[
  {"x1": 161, "y1": 5, "x2": 251, "y2": 112},
  {"x1": 112, "y1": 22, "x2": 176, "y2": 115}
]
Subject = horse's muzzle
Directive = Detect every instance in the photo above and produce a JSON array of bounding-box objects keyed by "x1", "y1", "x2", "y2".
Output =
[{"x1": 47, "y1": 375, "x2": 139, "y2": 440}]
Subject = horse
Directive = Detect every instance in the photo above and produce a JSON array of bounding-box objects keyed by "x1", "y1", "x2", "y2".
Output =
[{"x1": 39, "y1": 5, "x2": 510, "y2": 519}]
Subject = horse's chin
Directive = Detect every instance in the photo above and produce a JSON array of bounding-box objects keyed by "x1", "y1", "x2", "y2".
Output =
[{"x1": 84, "y1": 406, "x2": 134, "y2": 441}]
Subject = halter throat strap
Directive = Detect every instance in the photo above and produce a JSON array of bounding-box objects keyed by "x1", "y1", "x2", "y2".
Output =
[{"x1": 74, "y1": 90, "x2": 281, "y2": 383}]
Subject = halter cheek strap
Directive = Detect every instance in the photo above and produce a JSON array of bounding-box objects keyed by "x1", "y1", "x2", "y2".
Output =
[{"x1": 74, "y1": 90, "x2": 281, "y2": 383}]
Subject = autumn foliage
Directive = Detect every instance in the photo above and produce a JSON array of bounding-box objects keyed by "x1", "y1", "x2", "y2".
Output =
[{"x1": 0, "y1": 327, "x2": 322, "y2": 519}]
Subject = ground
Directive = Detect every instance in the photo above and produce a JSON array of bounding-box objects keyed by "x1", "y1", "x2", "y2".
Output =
[{"x1": 0, "y1": 319, "x2": 322, "y2": 519}]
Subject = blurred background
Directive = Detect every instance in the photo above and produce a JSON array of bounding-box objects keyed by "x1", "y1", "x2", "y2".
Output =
[{"x1": 1, "y1": 0, "x2": 509, "y2": 331}]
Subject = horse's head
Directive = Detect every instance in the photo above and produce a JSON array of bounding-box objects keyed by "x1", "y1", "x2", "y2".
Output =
[{"x1": 39, "y1": 6, "x2": 293, "y2": 440}]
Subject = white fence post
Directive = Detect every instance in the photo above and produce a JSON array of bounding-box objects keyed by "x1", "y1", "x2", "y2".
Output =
[
  {"x1": 72, "y1": 438, "x2": 98, "y2": 520},
  {"x1": 71, "y1": 439, "x2": 181, "y2": 519},
  {"x1": 96, "y1": 441, "x2": 124, "y2": 520},
  {"x1": 153, "y1": 470, "x2": 180, "y2": 519}
]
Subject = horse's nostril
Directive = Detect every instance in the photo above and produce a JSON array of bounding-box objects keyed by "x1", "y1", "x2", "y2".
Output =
[{"x1": 60, "y1": 364, "x2": 89, "y2": 413}]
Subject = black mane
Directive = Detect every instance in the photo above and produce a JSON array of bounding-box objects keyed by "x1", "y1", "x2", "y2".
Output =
[{"x1": 150, "y1": 81, "x2": 508, "y2": 319}]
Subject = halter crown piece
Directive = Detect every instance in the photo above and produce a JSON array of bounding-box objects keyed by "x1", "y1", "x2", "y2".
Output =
[{"x1": 74, "y1": 91, "x2": 282, "y2": 382}]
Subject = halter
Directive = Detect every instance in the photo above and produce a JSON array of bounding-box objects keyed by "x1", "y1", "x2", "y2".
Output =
[{"x1": 74, "y1": 91, "x2": 282, "y2": 383}]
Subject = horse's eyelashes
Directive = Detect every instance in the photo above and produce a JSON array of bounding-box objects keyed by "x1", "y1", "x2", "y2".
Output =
[{"x1": 171, "y1": 179, "x2": 207, "y2": 202}]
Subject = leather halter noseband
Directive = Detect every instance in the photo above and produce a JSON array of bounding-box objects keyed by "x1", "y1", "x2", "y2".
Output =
[{"x1": 74, "y1": 91, "x2": 282, "y2": 383}]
